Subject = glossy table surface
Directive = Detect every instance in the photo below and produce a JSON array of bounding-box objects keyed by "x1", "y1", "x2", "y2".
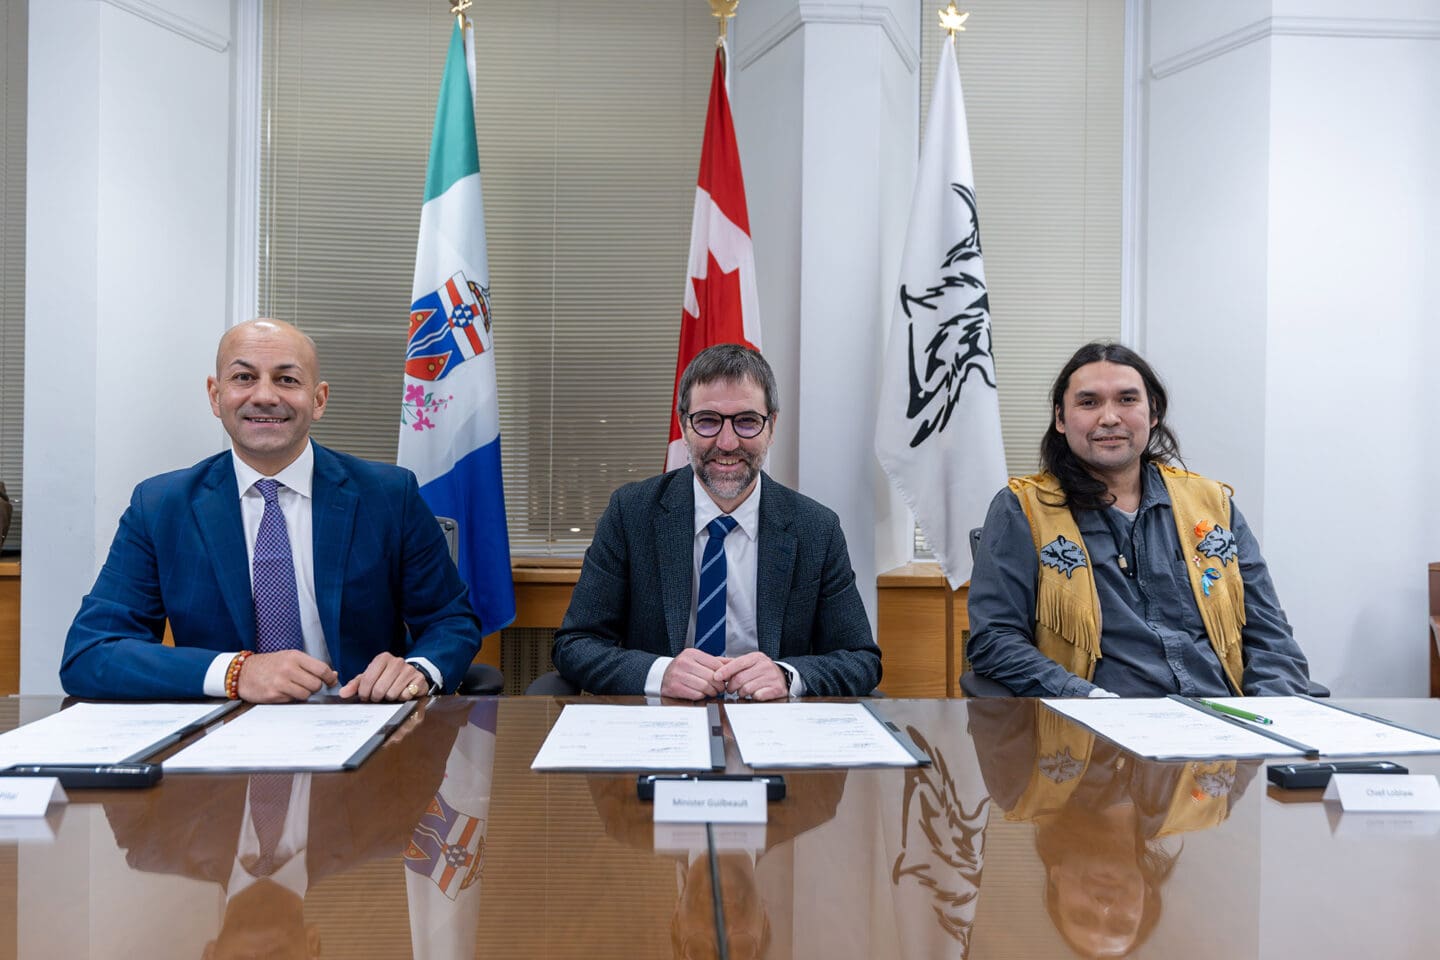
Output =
[{"x1": 2, "y1": 695, "x2": 1439, "y2": 959}]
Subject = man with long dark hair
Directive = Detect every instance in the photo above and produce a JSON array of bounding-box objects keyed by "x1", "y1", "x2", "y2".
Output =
[{"x1": 966, "y1": 342, "x2": 1309, "y2": 697}]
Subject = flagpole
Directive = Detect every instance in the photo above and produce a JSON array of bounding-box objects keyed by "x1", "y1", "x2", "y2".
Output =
[
  {"x1": 875, "y1": 2, "x2": 1005, "y2": 590},
  {"x1": 709, "y1": 0, "x2": 738, "y2": 77},
  {"x1": 450, "y1": 0, "x2": 472, "y2": 32},
  {"x1": 938, "y1": 2, "x2": 970, "y2": 37}
]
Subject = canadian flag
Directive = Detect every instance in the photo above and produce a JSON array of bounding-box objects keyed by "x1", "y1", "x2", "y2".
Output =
[{"x1": 665, "y1": 42, "x2": 763, "y2": 471}]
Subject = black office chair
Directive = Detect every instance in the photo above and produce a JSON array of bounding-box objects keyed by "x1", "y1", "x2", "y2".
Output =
[
  {"x1": 435, "y1": 516, "x2": 505, "y2": 696},
  {"x1": 958, "y1": 526, "x2": 1000, "y2": 697},
  {"x1": 525, "y1": 670, "x2": 579, "y2": 696},
  {"x1": 958, "y1": 525, "x2": 1329, "y2": 698},
  {"x1": 458, "y1": 662, "x2": 505, "y2": 695}
]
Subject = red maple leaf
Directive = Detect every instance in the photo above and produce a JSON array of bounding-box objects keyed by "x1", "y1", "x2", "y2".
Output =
[{"x1": 679, "y1": 251, "x2": 745, "y2": 360}]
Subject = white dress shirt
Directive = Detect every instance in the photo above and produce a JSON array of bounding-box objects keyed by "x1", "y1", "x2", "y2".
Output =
[
  {"x1": 227, "y1": 773, "x2": 312, "y2": 902},
  {"x1": 202, "y1": 445, "x2": 439, "y2": 696},
  {"x1": 643, "y1": 474, "x2": 803, "y2": 697}
]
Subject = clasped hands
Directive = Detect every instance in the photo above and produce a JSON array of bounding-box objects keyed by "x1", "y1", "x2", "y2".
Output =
[
  {"x1": 660, "y1": 648, "x2": 790, "y2": 701},
  {"x1": 237, "y1": 650, "x2": 428, "y2": 704}
]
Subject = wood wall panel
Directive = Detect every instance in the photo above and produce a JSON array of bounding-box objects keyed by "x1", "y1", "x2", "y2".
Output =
[
  {"x1": 0, "y1": 559, "x2": 973, "y2": 699},
  {"x1": 876, "y1": 563, "x2": 968, "y2": 698},
  {"x1": 0, "y1": 562, "x2": 17, "y2": 695},
  {"x1": 876, "y1": 564, "x2": 952, "y2": 698}
]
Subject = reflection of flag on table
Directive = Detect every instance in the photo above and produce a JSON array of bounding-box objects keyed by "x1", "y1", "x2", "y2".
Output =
[
  {"x1": 404, "y1": 792, "x2": 485, "y2": 899},
  {"x1": 406, "y1": 700, "x2": 496, "y2": 957},
  {"x1": 875, "y1": 35, "x2": 1006, "y2": 590},
  {"x1": 665, "y1": 41, "x2": 762, "y2": 471},
  {"x1": 398, "y1": 22, "x2": 515, "y2": 634}
]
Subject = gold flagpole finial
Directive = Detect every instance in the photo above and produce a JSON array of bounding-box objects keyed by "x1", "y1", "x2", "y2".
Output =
[
  {"x1": 710, "y1": 0, "x2": 739, "y2": 48},
  {"x1": 938, "y1": 3, "x2": 969, "y2": 38},
  {"x1": 450, "y1": 0, "x2": 473, "y2": 31}
]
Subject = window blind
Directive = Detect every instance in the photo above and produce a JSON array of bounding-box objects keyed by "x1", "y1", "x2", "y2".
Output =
[
  {"x1": 255, "y1": 1, "x2": 1122, "y2": 561},
  {"x1": 258, "y1": 0, "x2": 714, "y2": 555},
  {"x1": 0, "y1": 0, "x2": 27, "y2": 552}
]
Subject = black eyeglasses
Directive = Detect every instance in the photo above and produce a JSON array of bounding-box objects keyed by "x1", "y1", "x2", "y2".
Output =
[{"x1": 683, "y1": 410, "x2": 771, "y2": 439}]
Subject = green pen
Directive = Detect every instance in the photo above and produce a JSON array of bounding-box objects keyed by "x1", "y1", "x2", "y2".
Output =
[{"x1": 1197, "y1": 699, "x2": 1272, "y2": 725}]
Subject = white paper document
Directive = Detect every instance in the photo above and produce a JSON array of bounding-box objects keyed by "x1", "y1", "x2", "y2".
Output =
[
  {"x1": 1202, "y1": 697, "x2": 1440, "y2": 756},
  {"x1": 530, "y1": 705, "x2": 716, "y2": 771},
  {"x1": 1043, "y1": 697, "x2": 1306, "y2": 760},
  {"x1": 163, "y1": 703, "x2": 408, "y2": 772},
  {"x1": 723, "y1": 703, "x2": 919, "y2": 768},
  {"x1": 0, "y1": 702, "x2": 231, "y2": 769}
]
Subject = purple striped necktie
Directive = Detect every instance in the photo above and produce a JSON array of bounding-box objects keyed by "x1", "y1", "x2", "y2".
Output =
[{"x1": 253, "y1": 478, "x2": 304, "y2": 653}]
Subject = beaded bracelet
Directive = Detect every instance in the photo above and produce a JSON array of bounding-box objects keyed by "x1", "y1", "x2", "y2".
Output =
[{"x1": 225, "y1": 650, "x2": 254, "y2": 700}]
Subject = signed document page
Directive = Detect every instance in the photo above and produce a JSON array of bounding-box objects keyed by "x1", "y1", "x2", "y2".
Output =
[
  {"x1": 1203, "y1": 697, "x2": 1440, "y2": 757},
  {"x1": 530, "y1": 705, "x2": 715, "y2": 771},
  {"x1": 1044, "y1": 697, "x2": 1307, "y2": 760},
  {"x1": 163, "y1": 703, "x2": 408, "y2": 772},
  {"x1": 0, "y1": 702, "x2": 232, "y2": 767},
  {"x1": 724, "y1": 703, "x2": 918, "y2": 768}
]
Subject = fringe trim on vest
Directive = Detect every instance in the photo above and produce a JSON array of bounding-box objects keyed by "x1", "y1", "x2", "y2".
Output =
[{"x1": 1009, "y1": 476, "x2": 1103, "y2": 667}]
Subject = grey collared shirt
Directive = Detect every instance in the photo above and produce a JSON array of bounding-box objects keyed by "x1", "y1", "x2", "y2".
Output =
[{"x1": 966, "y1": 463, "x2": 1311, "y2": 698}]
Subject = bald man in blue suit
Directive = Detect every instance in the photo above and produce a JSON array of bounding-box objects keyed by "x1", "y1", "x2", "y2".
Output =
[{"x1": 62, "y1": 319, "x2": 483, "y2": 702}]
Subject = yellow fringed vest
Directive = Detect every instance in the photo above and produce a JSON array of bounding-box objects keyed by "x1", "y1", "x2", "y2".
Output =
[
  {"x1": 1008, "y1": 464, "x2": 1247, "y2": 694},
  {"x1": 1004, "y1": 709, "x2": 1239, "y2": 836}
]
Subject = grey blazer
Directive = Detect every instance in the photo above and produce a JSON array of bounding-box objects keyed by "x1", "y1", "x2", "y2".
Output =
[{"x1": 551, "y1": 468, "x2": 881, "y2": 696}]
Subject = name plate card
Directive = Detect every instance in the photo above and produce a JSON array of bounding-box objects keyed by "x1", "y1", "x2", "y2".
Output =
[
  {"x1": 653, "y1": 778, "x2": 767, "y2": 824},
  {"x1": 0, "y1": 778, "x2": 68, "y2": 818},
  {"x1": 653, "y1": 823, "x2": 768, "y2": 853},
  {"x1": 1323, "y1": 774, "x2": 1440, "y2": 812}
]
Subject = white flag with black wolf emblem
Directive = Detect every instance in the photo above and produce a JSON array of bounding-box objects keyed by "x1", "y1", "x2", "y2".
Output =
[{"x1": 875, "y1": 35, "x2": 1006, "y2": 590}]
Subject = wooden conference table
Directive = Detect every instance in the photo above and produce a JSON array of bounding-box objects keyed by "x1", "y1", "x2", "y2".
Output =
[{"x1": 1, "y1": 695, "x2": 1438, "y2": 959}]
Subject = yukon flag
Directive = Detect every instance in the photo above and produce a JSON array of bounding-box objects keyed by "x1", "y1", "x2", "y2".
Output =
[
  {"x1": 404, "y1": 700, "x2": 496, "y2": 959},
  {"x1": 398, "y1": 22, "x2": 515, "y2": 634},
  {"x1": 665, "y1": 41, "x2": 762, "y2": 471},
  {"x1": 875, "y1": 35, "x2": 1006, "y2": 590}
]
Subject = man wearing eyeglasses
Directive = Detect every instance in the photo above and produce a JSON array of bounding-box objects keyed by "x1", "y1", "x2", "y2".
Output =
[{"x1": 552, "y1": 344, "x2": 882, "y2": 699}]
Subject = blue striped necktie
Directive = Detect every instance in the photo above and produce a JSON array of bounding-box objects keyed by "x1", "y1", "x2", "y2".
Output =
[
  {"x1": 253, "y1": 479, "x2": 304, "y2": 653},
  {"x1": 695, "y1": 515, "x2": 738, "y2": 656}
]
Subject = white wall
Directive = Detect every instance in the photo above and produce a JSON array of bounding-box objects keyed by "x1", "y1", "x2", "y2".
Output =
[
  {"x1": 22, "y1": 0, "x2": 235, "y2": 693},
  {"x1": 1142, "y1": 0, "x2": 1440, "y2": 694},
  {"x1": 732, "y1": 2, "x2": 806, "y2": 491},
  {"x1": 1143, "y1": 3, "x2": 1275, "y2": 528},
  {"x1": 734, "y1": 0, "x2": 920, "y2": 634},
  {"x1": 23, "y1": 0, "x2": 1438, "y2": 696},
  {"x1": 1263, "y1": 25, "x2": 1440, "y2": 695}
]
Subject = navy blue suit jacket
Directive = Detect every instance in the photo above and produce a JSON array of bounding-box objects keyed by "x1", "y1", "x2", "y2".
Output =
[
  {"x1": 61, "y1": 442, "x2": 483, "y2": 698},
  {"x1": 551, "y1": 468, "x2": 881, "y2": 696}
]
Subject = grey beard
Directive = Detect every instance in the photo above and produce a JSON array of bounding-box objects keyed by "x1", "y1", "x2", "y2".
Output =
[{"x1": 693, "y1": 454, "x2": 758, "y2": 503}]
